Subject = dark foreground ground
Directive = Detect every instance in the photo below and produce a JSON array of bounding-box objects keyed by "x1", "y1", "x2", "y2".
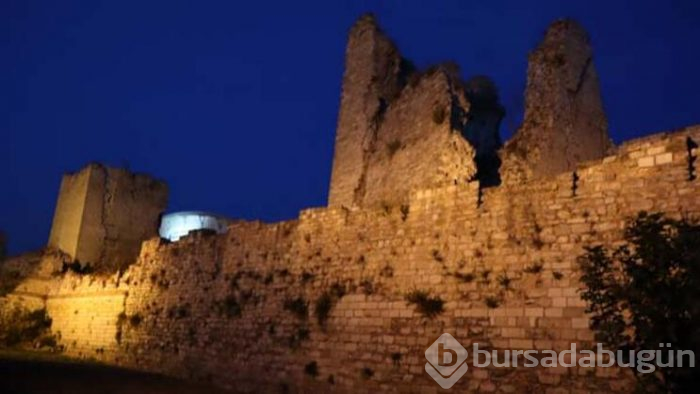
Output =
[{"x1": 0, "y1": 350, "x2": 230, "y2": 394}]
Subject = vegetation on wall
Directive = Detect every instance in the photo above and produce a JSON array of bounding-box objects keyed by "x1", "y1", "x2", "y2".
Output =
[
  {"x1": 0, "y1": 308, "x2": 58, "y2": 350},
  {"x1": 404, "y1": 289, "x2": 444, "y2": 318},
  {"x1": 284, "y1": 296, "x2": 308, "y2": 320},
  {"x1": 0, "y1": 268, "x2": 21, "y2": 297},
  {"x1": 578, "y1": 212, "x2": 700, "y2": 392},
  {"x1": 304, "y1": 361, "x2": 318, "y2": 378}
]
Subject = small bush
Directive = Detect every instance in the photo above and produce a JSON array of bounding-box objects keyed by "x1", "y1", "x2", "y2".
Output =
[
  {"x1": 167, "y1": 304, "x2": 191, "y2": 319},
  {"x1": 532, "y1": 237, "x2": 545, "y2": 250},
  {"x1": 405, "y1": 290, "x2": 444, "y2": 318},
  {"x1": 0, "y1": 268, "x2": 21, "y2": 297},
  {"x1": 454, "y1": 271, "x2": 476, "y2": 283},
  {"x1": 304, "y1": 361, "x2": 318, "y2": 378},
  {"x1": 315, "y1": 292, "x2": 333, "y2": 327},
  {"x1": 329, "y1": 282, "x2": 347, "y2": 299},
  {"x1": 128, "y1": 313, "x2": 142, "y2": 327},
  {"x1": 380, "y1": 264, "x2": 394, "y2": 278},
  {"x1": 61, "y1": 261, "x2": 93, "y2": 275},
  {"x1": 284, "y1": 297, "x2": 308, "y2": 320},
  {"x1": 400, "y1": 204, "x2": 410, "y2": 221},
  {"x1": 484, "y1": 295, "x2": 501, "y2": 309},
  {"x1": 552, "y1": 271, "x2": 564, "y2": 281},
  {"x1": 38, "y1": 335, "x2": 57, "y2": 349},
  {"x1": 496, "y1": 272, "x2": 512, "y2": 289},
  {"x1": 288, "y1": 327, "x2": 310, "y2": 349},
  {"x1": 219, "y1": 295, "x2": 242, "y2": 318},
  {"x1": 360, "y1": 279, "x2": 374, "y2": 295},
  {"x1": 391, "y1": 352, "x2": 402, "y2": 365},
  {"x1": 524, "y1": 261, "x2": 544, "y2": 274},
  {"x1": 361, "y1": 367, "x2": 374, "y2": 379},
  {"x1": 300, "y1": 271, "x2": 315, "y2": 284},
  {"x1": 0, "y1": 308, "x2": 53, "y2": 348}
]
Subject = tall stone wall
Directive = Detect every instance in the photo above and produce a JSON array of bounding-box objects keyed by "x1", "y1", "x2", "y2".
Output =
[
  {"x1": 12, "y1": 126, "x2": 698, "y2": 393},
  {"x1": 48, "y1": 164, "x2": 168, "y2": 271}
]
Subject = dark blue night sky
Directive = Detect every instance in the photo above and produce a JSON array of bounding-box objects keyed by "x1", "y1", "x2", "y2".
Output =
[{"x1": 2, "y1": 0, "x2": 699, "y2": 255}]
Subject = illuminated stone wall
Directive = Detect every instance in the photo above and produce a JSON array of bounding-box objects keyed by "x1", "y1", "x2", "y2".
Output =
[
  {"x1": 327, "y1": 15, "x2": 502, "y2": 209},
  {"x1": 11, "y1": 125, "x2": 696, "y2": 393},
  {"x1": 47, "y1": 164, "x2": 168, "y2": 271}
]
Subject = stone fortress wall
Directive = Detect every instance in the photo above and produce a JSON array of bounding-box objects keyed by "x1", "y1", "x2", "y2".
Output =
[{"x1": 2, "y1": 15, "x2": 700, "y2": 394}]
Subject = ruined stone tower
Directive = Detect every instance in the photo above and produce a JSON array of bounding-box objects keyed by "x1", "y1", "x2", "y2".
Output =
[
  {"x1": 48, "y1": 163, "x2": 168, "y2": 270},
  {"x1": 501, "y1": 19, "x2": 613, "y2": 183},
  {"x1": 328, "y1": 15, "x2": 504, "y2": 208},
  {"x1": 329, "y1": 17, "x2": 614, "y2": 200}
]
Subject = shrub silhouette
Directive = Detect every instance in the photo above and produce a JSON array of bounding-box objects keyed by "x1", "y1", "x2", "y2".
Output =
[{"x1": 578, "y1": 212, "x2": 700, "y2": 392}]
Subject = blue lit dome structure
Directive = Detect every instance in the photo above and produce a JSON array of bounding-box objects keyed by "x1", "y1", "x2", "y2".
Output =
[{"x1": 158, "y1": 211, "x2": 230, "y2": 241}]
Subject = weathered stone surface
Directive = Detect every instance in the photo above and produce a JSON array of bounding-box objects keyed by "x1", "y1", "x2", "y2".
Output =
[
  {"x1": 327, "y1": 14, "x2": 406, "y2": 208},
  {"x1": 48, "y1": 163, "x2": 168, "y2": 271},
  {"x1": 328, "y1": 15, "x2": 503, "y2": 208},
  {"x1": 501, "y1": 19, "x2": 614, "y2": 184}
]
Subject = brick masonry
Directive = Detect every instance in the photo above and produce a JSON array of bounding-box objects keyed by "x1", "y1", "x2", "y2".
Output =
[
  {"x1": 3, "y1": 125, "x2": 698, "y2": 393},
  {"x1": 2, "y1": 15, "x2": 700, "y2": 394}
]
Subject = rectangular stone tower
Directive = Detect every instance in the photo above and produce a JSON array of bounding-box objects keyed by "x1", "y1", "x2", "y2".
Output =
[{"x1": 48, "y1": 163, "x2": 168, "y2": 271}]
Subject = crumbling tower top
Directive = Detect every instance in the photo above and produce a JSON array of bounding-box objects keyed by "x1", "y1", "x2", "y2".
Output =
[
  {"x1": 327, "y1": 14, "x2": 504, "y2": 208},
  {"x1": 501, "y1": 19, "x2": 614, "y2": 183}
]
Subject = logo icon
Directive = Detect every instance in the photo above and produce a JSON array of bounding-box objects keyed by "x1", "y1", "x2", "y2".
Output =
[{"x1": 425, "y1": 333, "x2": 469, "y2": 389}]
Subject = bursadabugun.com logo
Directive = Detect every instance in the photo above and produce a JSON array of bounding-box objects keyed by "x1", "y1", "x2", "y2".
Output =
[
  {"x1": 425, "y1": 334, "x2": 469, "y2": 389},
  {"x1": 425, "y1": 333, "x2": 695, "y2": 389}
]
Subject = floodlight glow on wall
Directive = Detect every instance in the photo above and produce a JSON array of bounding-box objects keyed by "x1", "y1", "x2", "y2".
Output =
[{"x1": 158, "y1": 211, "x2": 229, "y2": 241}]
